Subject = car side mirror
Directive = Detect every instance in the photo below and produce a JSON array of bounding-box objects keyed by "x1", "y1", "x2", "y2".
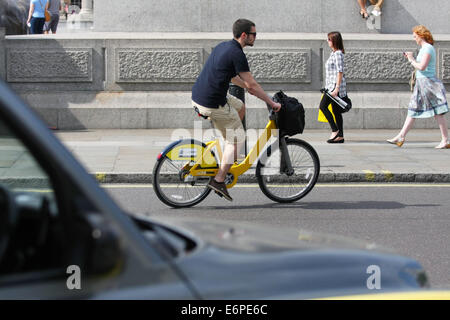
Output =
[{"x1": 84, "y1": 213, "x2": 125, "y2": 275}]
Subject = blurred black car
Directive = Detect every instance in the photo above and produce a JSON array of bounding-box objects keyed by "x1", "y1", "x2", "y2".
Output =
[{"x1": 0, "y1": 80, "x2": 429, "y2": 299}]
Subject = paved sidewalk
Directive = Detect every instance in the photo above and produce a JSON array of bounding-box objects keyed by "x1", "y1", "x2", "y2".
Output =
[{"x1": 55, "y1": 129, "x2": 450, "y2": 183}]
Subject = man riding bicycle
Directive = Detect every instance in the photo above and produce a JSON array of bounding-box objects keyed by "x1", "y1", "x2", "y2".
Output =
[{"x1": 192, "y1": 19, "x2": 282, "y2": 201}]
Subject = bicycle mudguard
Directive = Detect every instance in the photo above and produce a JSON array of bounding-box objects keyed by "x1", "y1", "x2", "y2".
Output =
[{"x1": 157, "y1": 139, "x2": 218, "y2": 168}]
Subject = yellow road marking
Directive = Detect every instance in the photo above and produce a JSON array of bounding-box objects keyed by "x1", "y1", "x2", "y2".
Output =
[
  {"x1": 100, "y1": 183, "x2": 450, "y2": 189},
  {"x1": 382, "y1": 170, "x2": 394, "y2": 182},
  {"x1": 315, "y1": 183, "x2": 450, "y2": 187},
  {"x1": 12, "y1": 189, "x2": 53, "y2": 193},
  {"x1": 95, "y1": 173, "x2": 107, "y2": 183},
  {"x1": 363, "y1": 170, "x2": 375, "y2": 181}
]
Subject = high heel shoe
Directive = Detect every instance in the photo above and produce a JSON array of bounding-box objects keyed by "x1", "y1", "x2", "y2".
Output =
[
  {"x1": 386, "y1": 137, "x2": 405, "y2": 147},
  {"x1": 435, "y1": 140, "x2": 450, "y2": 149}
]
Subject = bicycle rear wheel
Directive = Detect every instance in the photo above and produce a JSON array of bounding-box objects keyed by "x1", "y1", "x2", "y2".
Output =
[
  {"x1": 153, "y1": 139, "x2": 217, "y2": 208},
  {"x1": 256, "y1": 138, "x2": 320, "y2": 203}
]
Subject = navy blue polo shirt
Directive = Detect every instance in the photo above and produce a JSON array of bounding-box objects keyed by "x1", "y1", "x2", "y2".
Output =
[{"x1": 192, "y1": 39, "x2": 250, "y2": 108}]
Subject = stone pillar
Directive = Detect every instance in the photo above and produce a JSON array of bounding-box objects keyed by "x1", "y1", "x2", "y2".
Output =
[{"x1": 79, "y1": 0, "x2": 93, "y2": 20}]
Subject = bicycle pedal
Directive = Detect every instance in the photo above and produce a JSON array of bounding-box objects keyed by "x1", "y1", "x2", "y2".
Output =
[{"x1": 214, "y1": 191, "x2": 223, "y2": 197}]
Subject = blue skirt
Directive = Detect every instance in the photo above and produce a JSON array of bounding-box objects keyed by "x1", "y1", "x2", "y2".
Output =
[{"x1": 408, "y1": 76, "x2": 449, "y2": 118}]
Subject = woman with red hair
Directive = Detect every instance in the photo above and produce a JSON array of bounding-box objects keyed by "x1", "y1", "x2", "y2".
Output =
[{"x1": 387, "y1": 25, "x2": 449, "y2": 149}]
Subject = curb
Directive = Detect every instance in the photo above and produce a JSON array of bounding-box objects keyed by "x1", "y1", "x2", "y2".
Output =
[
  {"x1": 92, "y1": 172, "x2": 450, "y2": 184},
  {"x1": 3, "y1": 173, "x2": 449, "y2": 188}
]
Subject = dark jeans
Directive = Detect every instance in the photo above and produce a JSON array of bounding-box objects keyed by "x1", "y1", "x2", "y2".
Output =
[
  {"x1": 30, "y1": 17, "x2": 45, "y2": 34},
  {"x1": 44, "y1": 13, "x2": 60, "y2": 33},
  {"x1": 319, "y1": 94, "x2": 348, "y2": 137}
]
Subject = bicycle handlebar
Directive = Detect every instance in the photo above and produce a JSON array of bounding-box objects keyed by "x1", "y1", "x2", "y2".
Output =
[{"x1": 266, "y1": 94, "x2": 277, "y2": 121}]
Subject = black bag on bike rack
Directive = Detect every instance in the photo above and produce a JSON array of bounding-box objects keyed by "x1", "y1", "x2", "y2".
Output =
[{"x1": 272, "y1": 91, "x2": 305, "y2": 137}]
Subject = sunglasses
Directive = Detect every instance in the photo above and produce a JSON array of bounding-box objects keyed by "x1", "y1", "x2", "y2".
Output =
[{"x1": 247, "y1": 32, "x2": 257, "y2": 37}]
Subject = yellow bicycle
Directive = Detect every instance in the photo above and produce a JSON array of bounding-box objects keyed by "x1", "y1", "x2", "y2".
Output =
[{"x1": 153, "y1": 106, "x2": 320, "y2": 208}]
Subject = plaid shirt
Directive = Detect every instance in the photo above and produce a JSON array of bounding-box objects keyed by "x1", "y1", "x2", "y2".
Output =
[{"x1": 325, "y1": 50, "x2": 347, "y2": 97}]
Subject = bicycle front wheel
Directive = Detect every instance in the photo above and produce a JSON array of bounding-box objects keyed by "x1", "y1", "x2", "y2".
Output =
[
  {"x1": 256, "y1": 138, "x2": 320, "y2": 203},
  {"x1": 153, "y1": 139, "x2": 217, "y2": 208}
]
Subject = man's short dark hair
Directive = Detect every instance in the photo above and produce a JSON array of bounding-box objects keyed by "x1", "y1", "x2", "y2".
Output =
[{"x1": 233, "y1": 19, "x2": 255, "y2": 39}]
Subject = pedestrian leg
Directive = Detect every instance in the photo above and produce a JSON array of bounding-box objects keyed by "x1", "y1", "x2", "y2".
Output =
[
  {"x1": 434, "y1": 114, "x2": 450, "y2": 148},
  {"x1": 387, "y1": 116, "x2": 414, "y2": 147},
  {"x1": 399, "y1": 116, "x2": 415, "y2": 139},
  {"x1": 319, "y1": 95, "x2": 339, "y2": 139}
]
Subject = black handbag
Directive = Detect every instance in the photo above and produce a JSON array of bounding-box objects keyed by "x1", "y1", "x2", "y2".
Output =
[
  {"x1": 341, "y1": 95, "x2": 352, "y2": 113},
  {"x1": 320, "y1": 88, "x2": 352, "y2": 113}
]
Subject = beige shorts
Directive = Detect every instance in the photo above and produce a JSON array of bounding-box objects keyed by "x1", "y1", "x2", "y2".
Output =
[{"x1": 192, "y1": 94, "x2": 245, "y2": 144}]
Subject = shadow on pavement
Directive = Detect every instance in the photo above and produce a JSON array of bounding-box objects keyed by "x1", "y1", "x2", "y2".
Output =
[{"x1": 190, "y1": 201, "x2": 440, "y2": 211}]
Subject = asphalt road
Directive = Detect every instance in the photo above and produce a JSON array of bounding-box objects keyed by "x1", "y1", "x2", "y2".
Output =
[{"x1": 104, "y1": 183, "x2": 450, "y2": 289}]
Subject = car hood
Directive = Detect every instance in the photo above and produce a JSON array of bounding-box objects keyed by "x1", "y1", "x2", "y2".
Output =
[
  {"x1": 145, "y1": 216, "x2": 427, "y2": 299},
  {"x1": 149, "y1": 215, "x2": 388, "y2": 253}
]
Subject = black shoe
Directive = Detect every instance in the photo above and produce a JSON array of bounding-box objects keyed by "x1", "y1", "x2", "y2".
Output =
[
  {"x1": 328, "y1": 137, "x2": 345, "y2": 144},
  {"x1": 208, "y1": 179, "x2": 233, "y2": 201},
  {"x1": 327, "y1": 134, "x2": 340, "y2": 143},
  {"x1": 327, "y1": 131, "x2": 341, "y2": 143}
]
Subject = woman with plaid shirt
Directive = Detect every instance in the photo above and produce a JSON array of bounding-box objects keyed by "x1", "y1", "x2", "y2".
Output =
[{"x1": 319, "y1": 31, "x2": 350, "y2": 143}]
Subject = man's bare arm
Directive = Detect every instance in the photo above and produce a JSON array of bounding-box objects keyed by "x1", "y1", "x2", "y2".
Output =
[
  {"x1": 238, "y1": 72, "x2": 281, "y2": 111},
  {"x1": 231, "y1": 75, "x2": 246, "y2": 88}
]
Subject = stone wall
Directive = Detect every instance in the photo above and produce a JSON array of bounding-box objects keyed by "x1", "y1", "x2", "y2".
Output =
[
  {"x1": 6, "y1": 33, "x2": 450, "y2": 91},
  {"x1": 94, "y1": 0, "x2": 450, "y2": 34},
  {"x1": 2, "y1": 32, "x2": 450, "y2": 129}
]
